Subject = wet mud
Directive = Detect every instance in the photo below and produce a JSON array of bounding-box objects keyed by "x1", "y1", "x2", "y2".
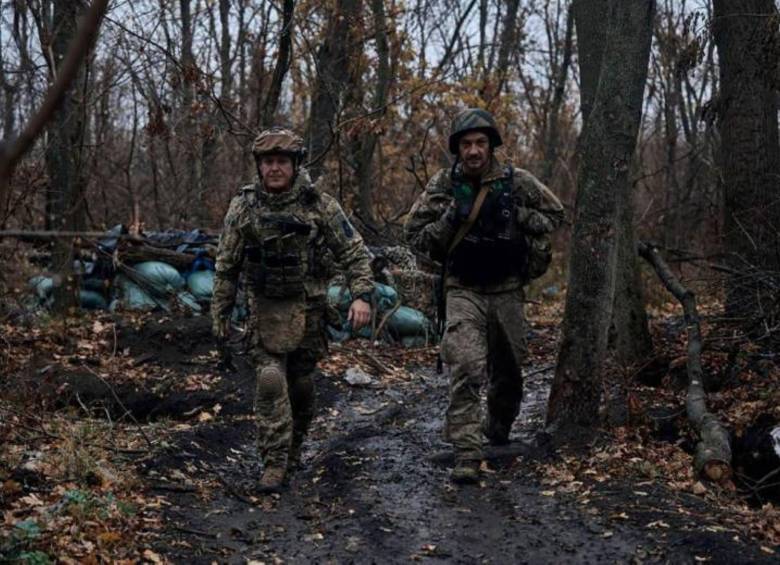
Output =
[{"x1": 106, "y1": 316, "x2": 776, "y2": 564}]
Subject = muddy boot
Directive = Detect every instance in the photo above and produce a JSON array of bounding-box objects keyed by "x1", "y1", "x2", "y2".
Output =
[
  {"x1": 257, "y1": 465, "x2": 287, "y2": 494},
  {"x1": 450, "y1": 459, "x2": 481, "y2": 485}
]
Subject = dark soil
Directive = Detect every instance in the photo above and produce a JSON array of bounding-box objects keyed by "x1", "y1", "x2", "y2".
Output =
[{"x1": 17, "y1": 313, "x2": 777, "y2": 563}]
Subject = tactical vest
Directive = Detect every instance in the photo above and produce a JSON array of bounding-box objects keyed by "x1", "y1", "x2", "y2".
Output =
[
  {"x1": 240, "y1": 185, "x2": 320, "y2": 299},
  {"x1": 238, "y1": 184, "x2": 319, "y2": 354},
  {"x1": 448, "y1": 166, "x2": 529, "y2": 286}
]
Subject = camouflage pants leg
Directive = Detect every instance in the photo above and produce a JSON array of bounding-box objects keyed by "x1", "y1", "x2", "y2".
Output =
[
  {"x1": 484, "y1": 289, "x2": 527, "y2": 442},
  {"x1": 251, "y1": 345, "x2": 292, "y2": 470},
  {"x1": 441, "y1": 288, "x2": 488, "y2": 460},
  {"x1": 251, "y1": 300, "x2": 327, "y2": 469},
  {"x1": 286, "y1": 301, "x2": 328, "y2": 451}
]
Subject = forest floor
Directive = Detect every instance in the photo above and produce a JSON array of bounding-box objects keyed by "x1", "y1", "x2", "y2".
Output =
[{"x1": 1, "y1": 300, "x2": 779, "y2": 563}]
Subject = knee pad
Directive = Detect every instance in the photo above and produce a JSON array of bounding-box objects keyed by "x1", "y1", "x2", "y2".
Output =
[{"x1": 257, "y1": 366, "x2": 285, "y2": 400}]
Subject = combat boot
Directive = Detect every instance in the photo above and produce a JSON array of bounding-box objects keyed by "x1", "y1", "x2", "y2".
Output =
[
  {"x1": 450, "y1": 459, "x2": 481, "y2": 485},
  {"x1": 257, "y1": 465, "x2": 287, "y2": 494}
]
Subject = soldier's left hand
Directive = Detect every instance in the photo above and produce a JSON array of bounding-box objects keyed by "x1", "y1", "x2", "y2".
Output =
[{"x1": 348, "y1": 298, "x2": 372, "y2": 330}]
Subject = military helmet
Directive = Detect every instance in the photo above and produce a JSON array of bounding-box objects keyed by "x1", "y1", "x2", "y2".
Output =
[
  {"x1": 448, "y1": 108, "x2": 503, "y2": 154},
  {"x1": 252, "y1": 127, "x2": 306, "y2": 161}
]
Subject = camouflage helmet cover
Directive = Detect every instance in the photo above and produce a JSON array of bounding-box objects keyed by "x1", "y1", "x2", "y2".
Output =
[
  {"x1": 448, "y1": 108, "x2": 503, "y2": 154},
  {"x1": 252, "y1": 127, "x2": 306, "y2": 160}
]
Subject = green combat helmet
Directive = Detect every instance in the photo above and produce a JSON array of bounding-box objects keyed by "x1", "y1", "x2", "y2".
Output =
[
  {"x1": 252, "y1": 127, "x2": 307, "y2": 164},
  {"x1": 448, "y1": 108, "x2": 503, "y2": 154}
]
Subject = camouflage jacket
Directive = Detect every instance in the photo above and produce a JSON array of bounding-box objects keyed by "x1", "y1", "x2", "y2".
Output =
[
  {"x1": 211, "y1": 168, "x2": 374, "y2": 322},
  {"x1": 404, "y1": 158, "x2": 564, "y2": 293}
]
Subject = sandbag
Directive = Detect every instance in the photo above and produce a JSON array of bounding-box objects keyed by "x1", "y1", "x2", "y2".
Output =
[
  {"x1": 326, "y1": 283, "x2": 398, "y2": 313},
  {"x1": 29, "y1": 276, "x2": 53, "y2": 299},
  {"x1": 80, "y1": 290, "x2": 108, "y2": 310},
  {"x1": 327, "y1": 285, "x2": 353, "y2": 312},
  {"x1": 115, "y1": 275, "x2": 162, "y2": 311},
  {"x1": 187, "y1": 270, "x2": 214, "y2": 301},
  {"x1": 131, "y1": 261, "x2": 185, "y2": 296},
  {"x1": 176, "y1": 291, "x2": 202, "y2": 312},
  {"x1": 387, "y1": 306, "x2": 433, "y2": 338}
]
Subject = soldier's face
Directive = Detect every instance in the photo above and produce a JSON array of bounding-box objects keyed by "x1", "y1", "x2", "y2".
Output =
[
  {"x1": 458, "y1": 131, "x2": 491, "y2": 177},
  {"x1": 259, "y1": 154, "x2": 295, "y2": 192}
]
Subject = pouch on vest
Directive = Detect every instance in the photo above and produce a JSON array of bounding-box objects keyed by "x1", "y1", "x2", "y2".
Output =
[{"x1": 253, "y1": 293, "x2": 306, "y2": 353}]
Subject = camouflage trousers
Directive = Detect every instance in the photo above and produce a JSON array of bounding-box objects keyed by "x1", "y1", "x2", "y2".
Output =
[
  {"x1": 250, "y1": 300, "x2": 327, "y2": 469},
  {"x1": 440, "y1": 287, "x2": 527, "y2": 460}
]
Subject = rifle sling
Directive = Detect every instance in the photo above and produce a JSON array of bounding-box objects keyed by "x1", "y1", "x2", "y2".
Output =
[{"x1": 447, "y1": 184, "x2": 490, "y2": 255}]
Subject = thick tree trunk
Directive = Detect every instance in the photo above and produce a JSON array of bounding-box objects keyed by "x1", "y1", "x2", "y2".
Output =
[
  {"x1": 572, "y1": 0, "x2": 607, "y2": 128},
  {"x1": 712, "y1": 0, "x2": 780, "y2": 334},
  {"x1": 612, "y1": 180, "x2": 653, "y2": 365},
  {"x1": 46, "y1": 0, "x2": 89, "y2": 314},
  {"x1": 546, "y1": 0, "x2": 655, "y2": 439},
  {"x1": 306, "y1": 0, "x2": 359, "y2": 181}
]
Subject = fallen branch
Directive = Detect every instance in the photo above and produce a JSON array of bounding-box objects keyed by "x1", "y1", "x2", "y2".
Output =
[{"x1": 638, "y1": 242, "x2": 732, "y2": 482}]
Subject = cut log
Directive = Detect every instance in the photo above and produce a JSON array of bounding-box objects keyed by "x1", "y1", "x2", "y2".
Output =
[
  {"x1": 639, "y1": 242, "x2": 732, "y2": 482},
  {"x1": 119, "y1": 243, "x2": 215, "y2": 271}
]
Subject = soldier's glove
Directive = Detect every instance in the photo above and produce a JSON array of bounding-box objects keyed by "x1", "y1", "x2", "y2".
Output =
[{"x1": 213, "y1": 318, "x2": 236, "y2": 372}]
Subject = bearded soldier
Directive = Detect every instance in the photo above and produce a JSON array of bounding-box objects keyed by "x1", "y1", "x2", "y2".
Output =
[
  {"x1": 212, "y1": 128, "x2": 373, "y2": 493},
  {"x1": 405, "y1": 109, "x2": 564, "y2": 484}
]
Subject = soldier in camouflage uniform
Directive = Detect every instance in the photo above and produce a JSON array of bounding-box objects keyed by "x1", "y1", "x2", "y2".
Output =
[
  {"x1": 405, "y1": 109, "x2": 564, "y2": 484},
  {"x1": 212, "y1": 128, "x2": 374, "y2": 492}
]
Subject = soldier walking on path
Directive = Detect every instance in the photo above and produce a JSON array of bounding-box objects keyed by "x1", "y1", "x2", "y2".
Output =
[
  {"x1": 405, "y1": 109, "x2": 564, "y2": 484},
  {"x1": 211, "y1": 128, "x2": 374, "y2": 493}
]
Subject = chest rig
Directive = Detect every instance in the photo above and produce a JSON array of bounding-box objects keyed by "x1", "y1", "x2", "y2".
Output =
[
  {"x1": 238, "y1": 183, "x2": 318, "y2": 353},
  {"x1": 241, "y1": 185, "x2": 319, "y2": 299},
  {"x1": 448, "y1": 165, "x2": 528, "y2": 285}
]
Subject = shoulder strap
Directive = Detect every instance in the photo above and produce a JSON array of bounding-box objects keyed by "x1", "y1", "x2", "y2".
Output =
[{"x1": 447, "y1": 184, "x2": 490, "y2": 255}]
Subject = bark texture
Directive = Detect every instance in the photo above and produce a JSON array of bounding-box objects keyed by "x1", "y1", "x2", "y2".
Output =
[
  {"x1": 45, "y1": 0, "x2": 89, "y2": 313},
  {"x1": 546, "y1": 0, "x2": 655, "y2": 438},
  {"x1": 306, "y1": 0, "x2": 359, "y2": 181},
  {"x1": 353, "y1": 0, "x2": 392, "y2": 227},
  {"x1": 712, "y1": 0, "x2": 780, "y2": 332}
]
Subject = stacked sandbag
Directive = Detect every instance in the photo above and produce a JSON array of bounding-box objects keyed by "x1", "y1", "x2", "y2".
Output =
[
  {"x1": 113, "y1": 261, "x2": 201, "y2": 312},
  {"x1": 326, "y1": 282, "x2": 436, "y2": 346},
  {"x1": 28, "y1": 276, "x2": 109, "y2": 310}
]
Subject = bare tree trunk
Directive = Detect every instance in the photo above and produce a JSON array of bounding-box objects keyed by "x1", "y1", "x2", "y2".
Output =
[
  {"x1": 353, "y1": 0, "x2": 392, "y2": 228},
  {"x1": 490, "y1": 0, "x2": 521, "y2": 102},
  {"x1": 540, "y1": 3, "x2": 574, "y2": 185},
  {"x1": 612, "y1": 171, "x2": 653, "y2": 365},
  {"x1": 218, "y1": 0, "x2": 233, "y2": 102},
  {"x1": 260, "y1": 0, "x2": 295, "y2": 128},
  {"x1": 712, "y1": 0, "x2": 780, "y2": 334},
  {"x1": 306, "y1": 0, "x2": 359, "y2": 181},
  {"x1": 45, "y1": 0, "x2": 89, "y2": 313},
  {"x1": 546, "y1": 0, "x2": 655, "y2": 440}
]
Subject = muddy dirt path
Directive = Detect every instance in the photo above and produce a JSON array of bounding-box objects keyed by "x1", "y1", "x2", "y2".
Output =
[{"x1": 119, "y1": 316, "x2": 774, "y2": 564}]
